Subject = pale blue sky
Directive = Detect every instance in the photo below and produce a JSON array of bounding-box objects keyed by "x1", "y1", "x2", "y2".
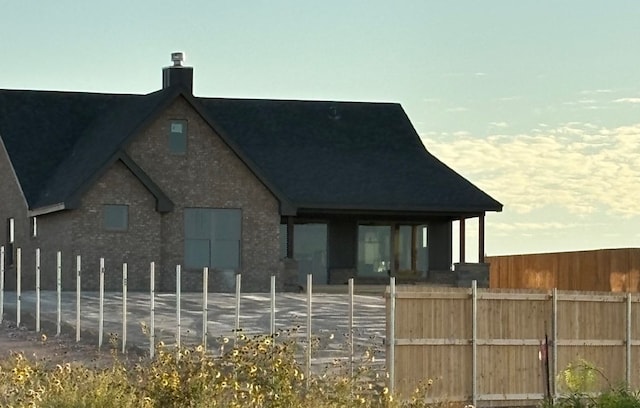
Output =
[{"x1": 2, "y1": 1, "x2": 639, "y2": 258}]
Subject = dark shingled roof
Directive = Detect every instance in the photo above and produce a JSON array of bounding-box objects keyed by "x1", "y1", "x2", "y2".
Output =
[{"x1": 0, "y1": 87, "x2": 502, "y2": 215}]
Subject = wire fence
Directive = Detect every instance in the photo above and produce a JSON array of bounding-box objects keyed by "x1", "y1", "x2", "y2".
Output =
[{"x1": 0, "y1": 246, "x2": 387, "y2": 377}]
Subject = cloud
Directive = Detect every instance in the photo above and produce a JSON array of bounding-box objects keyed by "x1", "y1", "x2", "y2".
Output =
[
  {"x1": 613, "y1": 97, "x2": 640, "y2": 104},
  {"x1": 489, "y1": 121, "x2": 508, "y2": 128},
  {"x1": 580, "y1": 89, "x2": 613, "y2": 95},
  {"x1": 421, "y1": 123, "x2": 640, "y2": 217}
]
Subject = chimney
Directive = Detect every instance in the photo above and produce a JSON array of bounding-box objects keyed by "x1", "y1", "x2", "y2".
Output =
[{"x1": 162, "y1": 52, "x2": 193, "y2": 93}]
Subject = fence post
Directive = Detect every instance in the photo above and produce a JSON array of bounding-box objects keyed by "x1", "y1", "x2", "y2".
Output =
[
  {"x1": 150, "y1": 262, "x2": 155, "y2": 358},
  {"x1": 552, "y1": 288, "x2": 558, "y2": 401},
  {"x1": 99, "y1": 258, "x2": 105, "y2": 349},
  {"x1": 76, "y1": 255, "x2": 81, "y2": 342},
  {"x1": 235, "y1": 273, "x2": 241, "y2": 335},
  {"x1": 348, "y1": 277, "x2": 354, "y2": 379},
  {"x1": 35, "y1": 248, "x2": 40, "y2": 332},
  {"x1": 56, "y1": 251, "x2": 62, "y2": 336},
  {"x1": 389, "y1": 276, "x2": 396, "y2": 396},
  {"x1": 16, "y1": 248, "x2": 21, "y2": 327},
  {"x1": 176, "y1": 265, "x2": 181, "y2": 350},
  {"x1": 626, "y1": 293, "x2": 632, "y2": 386},
  {"x1": 0, "y1": 246, "x2": 4, "y2": 324},
  {"x1": 471, "y1": 280, "x2": 478, "y2": 408},
  {"x1": 305, "y1": 273, "x2": 312, "y2": 387},
  {"x1": 122, "y1": 263, "x2": 127, "y2": 354},
  {"x1": 202, "y1": 267, "x2": 208, "y2": 349},
  {"x1": 270, "y1": 275, "x2": 276, "y2": 337}
]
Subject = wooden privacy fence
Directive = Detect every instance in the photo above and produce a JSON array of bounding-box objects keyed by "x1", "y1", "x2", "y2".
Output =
[
  {"x1": 386, "y1": 280, "x2": 640, "y2": 407},
  {"x1": 488, "y1": 248, "x2": 640, "y2": 292}
]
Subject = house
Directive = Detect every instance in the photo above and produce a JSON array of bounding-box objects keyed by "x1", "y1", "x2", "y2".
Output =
[{"x1": 0, "y1": 53, "x2": 502, "y2": 292}]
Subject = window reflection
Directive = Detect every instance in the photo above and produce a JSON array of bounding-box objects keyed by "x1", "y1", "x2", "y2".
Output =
[{"x1": 358, "y1": 225, "x2": 391, "y2": 276}]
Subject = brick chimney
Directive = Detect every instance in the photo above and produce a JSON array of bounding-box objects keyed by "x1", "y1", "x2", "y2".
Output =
[{"x1": 162, "y1": 52, "x2": 193, "y2": 93}]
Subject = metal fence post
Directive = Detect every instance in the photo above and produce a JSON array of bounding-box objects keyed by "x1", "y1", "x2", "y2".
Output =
[
  {"x1": 389, "y1": 276, "x2": 396, "y2": 395},
  {"x1": 35, "y1": 248, "x2": 40, "y2": 332},
  {"x1": 56, "y1": 251, "x2": 62, "y2": 336},
  {"x1": 16, "y1": 248, "x2": 21, "y2": 327},
  {"x1": 150, "y1": 261, "x2": 155, "y2": 358},
  {"x1": 348, "y1": 277, "x2": 354, "y2": 378},
  {"x1": 472, "y1": 280, "x2": 478, "y2": 408},
  {"x1": 552, "y1": 288, "x2": 558, "y2": 401},
  {"x1": 122, "y1": 263, "x2": 127, "y2": 353},
  {"x1": 76, "y1": 255, "x2": 81, "y2": 342},
  {"x1": 270, "y1": 275, "x2": 276, "y2": 337},
  {"x1": 627, "y1": 292, "x2": 632, "y2": 385},
  {"x1": 98, "y1": 258, "x2": 105, "y2": 349},
  {"x1": 305, "y1": 273, "x2": 312, "y2": 386},
  {"x1": 235, "y1": 273, "x2": 241, "y2": 335},
  {"x1": 176, "y1": 265, "x2": 181, "y2": 350},
  {"x1": 202, "y1": 266, "x2": 208, "y2": 349}
]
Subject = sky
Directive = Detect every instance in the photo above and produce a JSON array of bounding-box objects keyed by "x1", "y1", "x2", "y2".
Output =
[{"x1": 1, "y1": 1, "x2": 639, "y2": 260}]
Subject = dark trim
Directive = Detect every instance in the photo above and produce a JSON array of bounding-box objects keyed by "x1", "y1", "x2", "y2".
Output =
[
  {"x1": 119, "y1": 152, "x2": 174, "y2": 212},
  {"x1": 66, "y1": 151, "x2": 174, "y2": 213}
]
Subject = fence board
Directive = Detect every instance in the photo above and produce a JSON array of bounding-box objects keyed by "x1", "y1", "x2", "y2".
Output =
[
  {"x1": 488, "y1": 248, "x2": 640, "y2": 292},
  {"x1": 390, "y1": 285, "x2": 640, "y2": 406}
]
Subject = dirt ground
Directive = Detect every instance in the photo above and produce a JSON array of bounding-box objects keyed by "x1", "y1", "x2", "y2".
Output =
[{"x1": 0, "y1": 317, "x2": 136, "y2": 368}]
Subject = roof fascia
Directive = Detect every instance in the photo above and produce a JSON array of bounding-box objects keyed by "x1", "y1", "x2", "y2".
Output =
[
  {"x1": 0, "y1": 132, "x2": 30, "y2": 210},
  {"x1": 178, "y1": 92, "x2": 297, "y2": 216},
  {"x1": 28, "y1": 203, "x2": 66, "y2": 217},
  {"x1": 118, "y1": 152, "x2": 174, "y2": 212},
  {"x1": 65, "y1": 151, "x2": 174, "y2": 212}
]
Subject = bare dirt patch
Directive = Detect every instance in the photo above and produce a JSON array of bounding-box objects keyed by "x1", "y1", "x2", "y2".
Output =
[{"x1": 0, "y1": 318, "x2": 139, "y2": 368}]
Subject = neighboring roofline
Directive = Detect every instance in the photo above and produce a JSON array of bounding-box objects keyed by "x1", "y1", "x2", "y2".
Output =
[
  {"x1": 178, "y1": 91, "x2": 297, "y2": 216},
  {"x1": 65, "y1": 150, "x2": 174, "y2": 213},
  {"x1": 28, "y1": 203, "x2": 67, "y2": 217},
  {"x1": 0, "y1": 132, "x2": 29, "y2": 210}
]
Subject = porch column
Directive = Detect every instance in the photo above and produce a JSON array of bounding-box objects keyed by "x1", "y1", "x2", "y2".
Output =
[
  {"x1": 459, "y1": 218, "x2": 466, "y2": 263},
  {"x1": 286, "y1": 216, "x2": 294, "y2": 259},
  {"x1": 479, "y1": 214, "x2": 485, "y2": 263}
]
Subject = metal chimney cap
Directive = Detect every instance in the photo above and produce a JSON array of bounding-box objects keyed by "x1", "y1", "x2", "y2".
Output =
[{"x1": 171, "y1": 52, "x2": 185, "y2": 67}]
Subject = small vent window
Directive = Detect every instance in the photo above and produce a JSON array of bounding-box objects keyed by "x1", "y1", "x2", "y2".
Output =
[
  {"x1": 169, "y1": 120, "x2": 187, "y2": 154},
  {"x1": 103, "y1": 205, "x2": 129, "y2": 231}
]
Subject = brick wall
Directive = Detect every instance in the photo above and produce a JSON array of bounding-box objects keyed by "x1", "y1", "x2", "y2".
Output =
[
  {"x1": 126, "y1": 96, "x2": 281, "y2": 292},
  {"x1": 0, "y1": 141, "x2": 28, "y2": 290},
  {"x1": 2, "y1": 95, "x2": 283, "y2": 293}
]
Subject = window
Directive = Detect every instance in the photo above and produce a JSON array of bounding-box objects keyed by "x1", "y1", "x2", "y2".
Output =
[
  {"x1": 357, "y1": 225, "x2": 391, "y2": 277},
  {"x1": 184, "y1": 208, "x2": 241, "y2": 270},
  {"x1": 103, "y1": 205, "x2": 128, "y2": 231},
  {"x1": 169, "y1": 120, "x2": 187, "y2": 154}
]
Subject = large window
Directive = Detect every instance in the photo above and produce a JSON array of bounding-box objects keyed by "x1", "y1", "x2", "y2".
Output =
[
  {"x1": 185, "y1": 208, "x2": 241, "y2": 270},
  {"x1": 357, "y1": 225, "x2": 391, "y2": 277},
  {"x1": 357, "y1": 224, "x2": 428, "y2": 278}
]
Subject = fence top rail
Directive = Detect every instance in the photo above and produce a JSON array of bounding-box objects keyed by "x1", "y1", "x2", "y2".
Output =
[{"x1": 386, "y1": 285, "x2": 640, "y2": 301}]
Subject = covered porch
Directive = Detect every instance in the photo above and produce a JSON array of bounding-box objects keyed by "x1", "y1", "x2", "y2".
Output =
[{"x1": 280, "y1": 211, "x2": 490, "y2": 288}]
